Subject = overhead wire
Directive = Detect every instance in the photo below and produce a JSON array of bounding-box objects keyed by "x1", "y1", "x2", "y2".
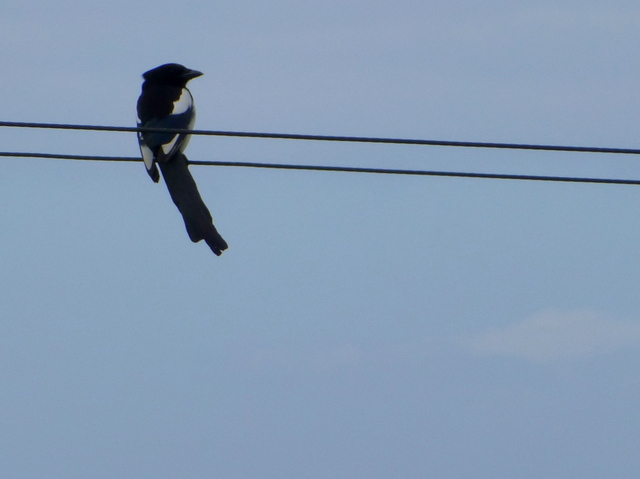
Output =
[
  {"x1": 1, "y1": 120, "x2": 640, "y2": 186},
  {"x1": 2, "y1": 151, "x2": 639, "y2": 186},
  {"x1": 2, "y1": 120, "x2": 640, "y2": 155}
]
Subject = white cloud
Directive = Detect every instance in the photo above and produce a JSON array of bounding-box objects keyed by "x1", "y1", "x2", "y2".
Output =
[{"x1": 463, "y1": 310, "x2": 640, "y2": 363}]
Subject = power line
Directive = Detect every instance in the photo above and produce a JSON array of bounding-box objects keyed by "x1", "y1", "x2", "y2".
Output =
[
  {"x1": 2, "y1": 120, "x2": 640, "y2": 155},
  {"x1": 2, "y1": 151, "x2": 639, "y2": 186},
  {"x1": 0, "y1": 151, "x2": 137, "y2": 162}
]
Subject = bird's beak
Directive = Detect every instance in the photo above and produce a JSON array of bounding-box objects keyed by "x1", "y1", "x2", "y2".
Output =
[{"x1": 182, "y1": 69, "x2": 203, "y2": 80}]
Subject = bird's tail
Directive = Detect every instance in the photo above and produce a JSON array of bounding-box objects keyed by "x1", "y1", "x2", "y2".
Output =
[{"x1": 158, "y1": 153, "x2": 228, "y2": 256}]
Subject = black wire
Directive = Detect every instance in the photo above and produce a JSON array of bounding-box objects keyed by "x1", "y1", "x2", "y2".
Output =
[
  {"x1": 2, "y1": 120, "x2": 640, "y2": 155},
  {"x1": 195, "y1": 160, "x2": 640, "y2": 185},
  {"x1": 2, "y1": 151, "x2": 639, "y2": 186},
  {"x1": 0, "y1": 151, "x2": 138, "y2": 162}
]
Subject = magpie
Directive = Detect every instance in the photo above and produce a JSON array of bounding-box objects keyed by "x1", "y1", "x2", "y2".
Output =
[{"x1": 136, "y1": 63, "x2": 228, "y2": 256}]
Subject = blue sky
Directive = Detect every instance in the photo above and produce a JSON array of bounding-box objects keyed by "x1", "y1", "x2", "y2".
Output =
[{"x1": 2, "y1": 1, "x2": 640, "y2": 477}]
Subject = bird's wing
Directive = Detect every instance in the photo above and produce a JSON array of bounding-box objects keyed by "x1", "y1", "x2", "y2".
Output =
[{"x1": 137, "y1": 89, "x2": 196, "y2": 169}]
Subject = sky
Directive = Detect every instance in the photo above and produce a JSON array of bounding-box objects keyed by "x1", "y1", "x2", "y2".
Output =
[{"x1": 2, "y1": 0, "x2": 640, "y2": 477}]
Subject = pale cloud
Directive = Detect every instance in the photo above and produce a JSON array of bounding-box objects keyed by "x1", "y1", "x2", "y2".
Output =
[{"x1": 463, "y1": 310, "x2": 640, "y2": 363}]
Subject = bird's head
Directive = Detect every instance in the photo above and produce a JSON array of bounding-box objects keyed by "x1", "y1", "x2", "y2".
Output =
[{"x1": 142, "y1": 63, "x2": 203, "y2": 86}]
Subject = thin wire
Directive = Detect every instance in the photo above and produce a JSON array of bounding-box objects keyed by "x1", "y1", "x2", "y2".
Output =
[
  {"x1": 0, "y1": 151, "x2": 138, "y2": 162},
  {"x1": 2, "y1": 151, "x2": 639, "y2": 186},
  {"x1": 2, "y1": 120, "x2": 640, "y2": 155}
]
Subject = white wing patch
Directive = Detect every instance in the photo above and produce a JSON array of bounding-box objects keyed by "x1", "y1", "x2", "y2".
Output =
[
  {"x1": 160, "y1": 133, "x2": 193, "y2": 155},
  {"x1": 140, "y1": 143, "x2": 155, "y2": 171},
  {"x1": 160, "y1": 136, "x2": 177, "y2": 154},
  {"x1": 139, "y1": 88, "x2": 197, "y2": 163},
  {"x1": 161, "y1": 96, "x2": 197, "y2": 155},
  {"x1": 171, "y1": 89, "x2": 193, "y2": 115}
]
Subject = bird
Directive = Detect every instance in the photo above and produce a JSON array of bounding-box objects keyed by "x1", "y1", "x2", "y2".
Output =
[{"x1": 136, "y1": 63, "x2": 228, "y2": 256}]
